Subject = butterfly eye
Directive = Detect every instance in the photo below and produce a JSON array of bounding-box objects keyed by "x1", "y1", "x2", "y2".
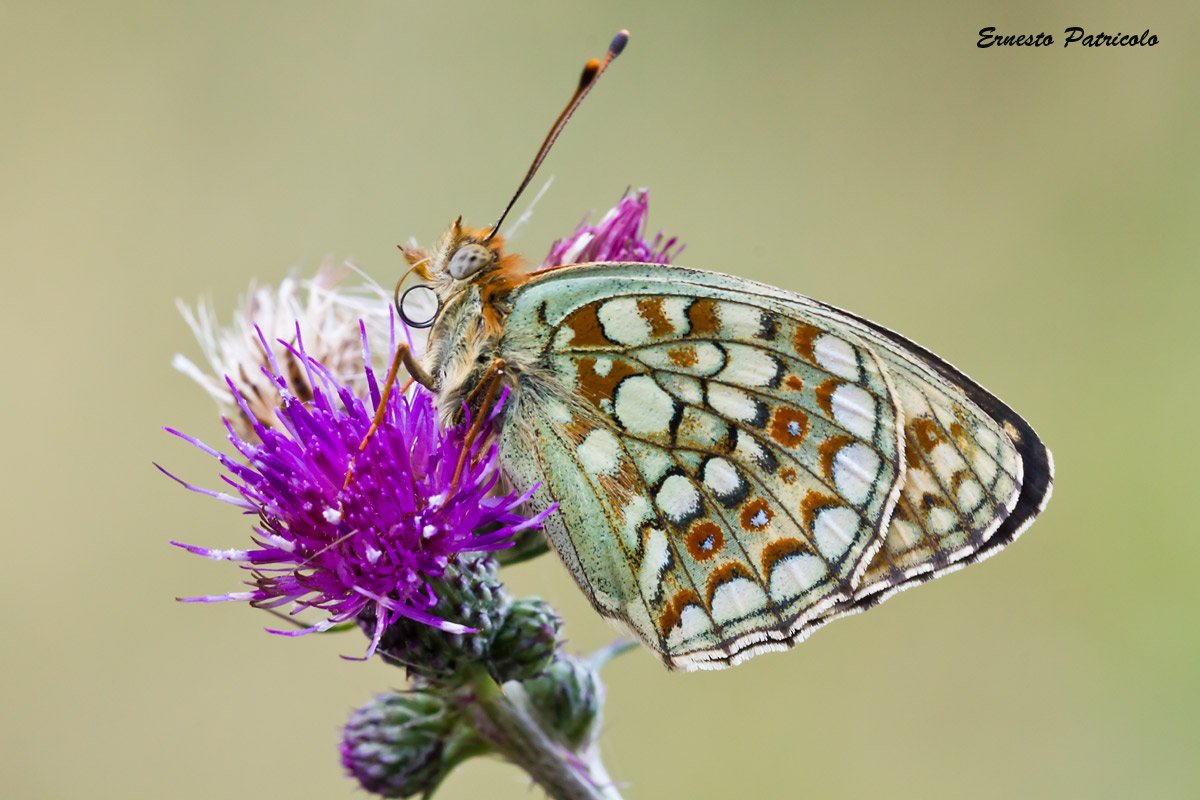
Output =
[
  {"x1": 397, "y1": 284, "x2": 440, "y2": 329},
  {"x1": 447, "y1": 243, "x2": 495, "y2": 280}
]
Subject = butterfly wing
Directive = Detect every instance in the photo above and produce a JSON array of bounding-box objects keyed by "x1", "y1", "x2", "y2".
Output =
[
  {"x1": 496, "y1": 263, "x2": 1051, "y2": 669},
  {"x1": 813, "y1": 306, "x2": 1054, "y2": 619},
  {"x1": 497, "y1": 267, "x2": 906, "y2": 667}
]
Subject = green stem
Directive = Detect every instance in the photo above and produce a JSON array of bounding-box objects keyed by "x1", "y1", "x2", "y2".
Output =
[{"x1": 466, "y1": 667, "x2": 623, "y2": 800}]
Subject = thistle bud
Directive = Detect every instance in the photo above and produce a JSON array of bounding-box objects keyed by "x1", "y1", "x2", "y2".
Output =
[
  {"x1": 490, "y1": 596, "x2": 562, "y2": 682},
  {"x1": 341, "y1": 692, "x2": 451, "y2": 798},
  {"x1": 369, "y1": 555, "x2": 510, "y2": 683},
  {"x1": 522, "y1": 654, "x2": 604, "y2": 750}
]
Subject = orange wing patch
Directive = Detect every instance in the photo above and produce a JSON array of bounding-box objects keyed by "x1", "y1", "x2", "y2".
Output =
[
  {"x1": 685, "y1": 521, "x2": 724, "y2": 561},
  {"x1": 770, "y1": 407, "x2": 809, "y2": 447},
  {"x1": 637, "y1": 297, "x2": 675, "y2": 337},
  {"x1": 799, "y1": 490, "x2": 844, "y2": 531},
  {"x1": 792, "y1": 321, "x2": 822, "y2": 362},
  {"x1": 659, "y1": 589, "x2": 702, "y2": 636},
  {"x1": 574, "y1": 356, "x2": 641, "y2": 407},
  {"x1": 739, "y1": 497, "x2": 773, "y2": 531},
  {"x1": 668, "y1": 346, "x2": 699, "y2": 367},
  {"x1": 910, "y1": 417, "x2": 946, "y2": 453},
  {"x1": 705, "y1": 561, "x2": 755, "y2": 605},
  {"x1": 687, "y1": 298, "x2": 720, "y2": 336},
  {"x1": 815, "y1": 378, "x2": 842, "y2": 415},
  {"x1": 761, "y1": 537, "x2": 813, "y2": 575},
  {"x1": 817, "y1": 435, "x2": 855, "y2": 478},
  {"x1": 564, "y1": 303, "x2": 616, "y2": 347}
]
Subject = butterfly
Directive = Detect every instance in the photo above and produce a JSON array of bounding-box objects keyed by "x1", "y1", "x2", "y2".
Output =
[{"x1": 369, "y1": 30, "x2": 1054, "y2": 671}]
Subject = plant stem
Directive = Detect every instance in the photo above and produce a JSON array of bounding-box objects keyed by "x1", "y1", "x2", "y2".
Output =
[{"x1": 466, "y1": 667, "x2": 623, "y2": 800}]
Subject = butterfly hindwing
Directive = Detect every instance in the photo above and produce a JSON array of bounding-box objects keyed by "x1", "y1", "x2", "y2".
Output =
[
  {"x1": 499, "y1": 265, "x2": 915, "y2": 668},
  {"x1": 496, "y1": 263, "x2": 1050, "y2": 668}
]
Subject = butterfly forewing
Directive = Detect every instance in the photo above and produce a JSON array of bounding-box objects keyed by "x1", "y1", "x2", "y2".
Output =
[
  {"x1": 498, "y1": 265, "x2": 915, "y2": 667},
  {"x1": 808, "y1": 306, "x2": 1054, "y2": 623},
  {"x1": 861, "y1": 369, "x2": 1020, "y2": 586}
]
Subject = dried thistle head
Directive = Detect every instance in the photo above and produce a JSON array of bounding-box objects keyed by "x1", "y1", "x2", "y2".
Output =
[{"x1": 172, "y1": 259, "x2": 434, "y2": 441}]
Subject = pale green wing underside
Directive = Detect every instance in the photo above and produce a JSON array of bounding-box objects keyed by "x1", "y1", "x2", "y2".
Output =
[{"x1": 496, "y1": 263, "x2": 1034, "y2": 670}]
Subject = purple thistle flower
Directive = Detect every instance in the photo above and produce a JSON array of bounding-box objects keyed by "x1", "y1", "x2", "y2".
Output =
[
  {"x1": 539, "y1": 189, "x2": 684, "y2": 269},
  {"x1": 162, "y1": 325, "x2": 552, "y2": 658}
]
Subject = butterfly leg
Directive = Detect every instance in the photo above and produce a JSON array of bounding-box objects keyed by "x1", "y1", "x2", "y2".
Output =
[
  {"x1": 449, "y1": 358, "x2": 508, "y2": 495},
  {"x1": 343, "y1": 343, "x2": 434, "y2": 490}
]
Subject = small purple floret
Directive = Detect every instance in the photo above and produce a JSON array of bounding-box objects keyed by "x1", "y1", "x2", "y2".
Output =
[
  {"x1": 540, "y1": 189, "x2": 684, "y2": 269},
  {"x1": 164, "y1": 325, "x2": 552, "y2": 658}
]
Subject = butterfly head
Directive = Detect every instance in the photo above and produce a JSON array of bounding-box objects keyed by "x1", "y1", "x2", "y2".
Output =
[
  {"x1": 404, "y1": 217, "x2": 524, "y2": 294},
  {"x1": 395, "y1": 218, "x2": 528, "y2": 334}
]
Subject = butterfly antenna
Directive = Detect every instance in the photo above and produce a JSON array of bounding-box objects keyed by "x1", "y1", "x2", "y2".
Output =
[{"x1": 483, "y1": 29, "x2": 629, "y2": 244}]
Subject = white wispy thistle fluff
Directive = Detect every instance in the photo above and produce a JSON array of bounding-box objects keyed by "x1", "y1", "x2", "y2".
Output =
[{"x1": 173, "y1": 259, "x2": 433, "y2": 441}]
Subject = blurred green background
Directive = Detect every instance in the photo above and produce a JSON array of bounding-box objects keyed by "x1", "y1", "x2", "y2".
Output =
[{"x1": 3, "y1": 1, "x2": 1198, "y2": 798}]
